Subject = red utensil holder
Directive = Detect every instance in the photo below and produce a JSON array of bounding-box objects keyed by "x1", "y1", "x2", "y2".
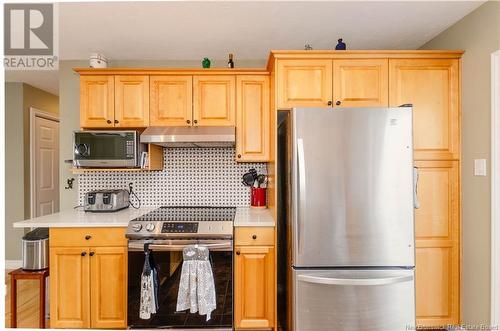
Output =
[{"x1": 251, "y1": 187, "x2": 267, "y2": 208}]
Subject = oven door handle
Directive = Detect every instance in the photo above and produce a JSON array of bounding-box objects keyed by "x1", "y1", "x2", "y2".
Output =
[{"x1": 128, "y1": 240, "x2": 233, "y2": 252}]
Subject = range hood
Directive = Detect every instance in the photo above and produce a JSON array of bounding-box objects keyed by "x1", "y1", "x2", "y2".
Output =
[{"x1": 140, "y1": 126, "x2": 235, "y2": 148}]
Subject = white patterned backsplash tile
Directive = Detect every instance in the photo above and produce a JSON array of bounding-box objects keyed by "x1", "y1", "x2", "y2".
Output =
[{"x1": 77, "y1": 148, "x2": 266, "y2": 207}]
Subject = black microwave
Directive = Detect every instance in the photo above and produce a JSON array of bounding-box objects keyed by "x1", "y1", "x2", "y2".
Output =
[{"x1": 73, "y1": 130, "x2": 144, "y2": 168}]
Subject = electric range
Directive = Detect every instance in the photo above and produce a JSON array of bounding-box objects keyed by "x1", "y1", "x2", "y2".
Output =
[{"x1": 125, "y1": 206, "x2": 235, "y2": 240}]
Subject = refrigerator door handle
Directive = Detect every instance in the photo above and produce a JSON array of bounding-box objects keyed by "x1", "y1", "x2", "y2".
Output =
[
  {"x1": 297, "y1": 138, "x2": 306, "y2": 254},
  {"x1": 297, "y1": 274, "x2": 414, "y2": 286},
  {"x1": 413, "y1": 166, "x2": 420, "y2": 209}
]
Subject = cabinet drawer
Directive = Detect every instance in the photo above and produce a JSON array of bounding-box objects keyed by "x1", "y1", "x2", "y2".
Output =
[
  {"x1": 50, "y1": 228, "x2": 127, "y2": 247},
  {"x1": 235, "y1": 227, "x2": 274, "y2": 246}
]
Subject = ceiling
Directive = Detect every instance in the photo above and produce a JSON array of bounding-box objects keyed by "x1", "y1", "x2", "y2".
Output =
[{"x1": 6, "y1": 1, "x2": 484, "y2": 95}]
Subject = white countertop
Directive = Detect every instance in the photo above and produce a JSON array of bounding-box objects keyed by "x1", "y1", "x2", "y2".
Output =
[
  {"x1": 13, "y1": 207, "x2": 156, "y2": 228},
  {"x1": 13, "y1": 206, "x2": 275, "y2": 228},
  {"x1": 233, "y1": 207, "x2": 275, "y2": 227}
]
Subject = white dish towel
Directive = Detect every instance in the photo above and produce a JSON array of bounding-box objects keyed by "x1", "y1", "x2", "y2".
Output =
[{"x1": 176, "y1": 245, "x2": 217, "y2": 321}]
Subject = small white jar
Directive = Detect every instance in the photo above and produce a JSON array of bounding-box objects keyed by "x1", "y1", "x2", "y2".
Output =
[{"x1": 89, "y1": 53, "x2": 108, "y2": 68}]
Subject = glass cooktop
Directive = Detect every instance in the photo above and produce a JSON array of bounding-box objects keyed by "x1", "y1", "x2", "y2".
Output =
[{"x1": 132, "y1": 206, "x2": 236, "y2": 222}]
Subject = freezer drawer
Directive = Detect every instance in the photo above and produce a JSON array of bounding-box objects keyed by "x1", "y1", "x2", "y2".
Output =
[{"x1": 293, "y1": 269, "x2": 415, "y2": 331}]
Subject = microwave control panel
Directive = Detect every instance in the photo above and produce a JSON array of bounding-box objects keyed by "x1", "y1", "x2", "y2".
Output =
[{"x1": 161, "y1": 222, "x2": 199, "y2": 233}]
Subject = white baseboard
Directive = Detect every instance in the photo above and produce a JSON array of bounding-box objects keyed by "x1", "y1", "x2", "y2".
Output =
[{"x1": 5, "y1": 260, "x2": 22, "y2": 269}]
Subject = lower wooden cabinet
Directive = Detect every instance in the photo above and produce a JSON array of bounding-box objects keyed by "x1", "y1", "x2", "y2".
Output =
[
  {"x1": 234, "y1": 245, "x2": 275, "y2": 330},
  {"x1": 49, "y1": 228, "x2": 127, "y2": 329}
]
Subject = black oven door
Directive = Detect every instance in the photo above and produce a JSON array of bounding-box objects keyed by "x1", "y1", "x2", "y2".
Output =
[{"x1": 127, "y1": 240, "x2": 233, "y2": 329}]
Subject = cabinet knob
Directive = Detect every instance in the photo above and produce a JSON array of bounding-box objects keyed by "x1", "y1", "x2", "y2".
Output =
[
  {"x1": 193, "y1": 120, "x2": 198, "y2": 124},
  {"x1": 236, "y1": 251, "x2": 240, "y2": 255},
  {"x1": 89, "y1": 252, "x2": 95, "y2": 257},
  {"x1": 252, "y1": 235, "x2": 257, "y2": 240},
  {"x1": 336, "y1": 101, "x2": 341, "y2": 106},
  {"x1": 114, "y1": 119, "x2": 119, "y2": 124},
  {"x1": 106, "y1": 120, "x2": 112, "y2": 124},
  {"x1": 85, "y1": 235, "x2": 91, "y2": 240},
  {"x1": 237, "y1": 154, "x2": 242, "y2": 159},
  {"x1": 81, "y1": 252, "x2": 87, "y2": 256},
  {"x1": 327, "y1": 101, "x2": 333, "y2": 106},
  {"x1": 186, "y1": 120, "x2": 191, "y2": 124}
]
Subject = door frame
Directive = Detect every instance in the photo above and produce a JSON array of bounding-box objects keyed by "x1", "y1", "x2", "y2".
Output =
[
  {"x1": 491, "y1": 50, "x2": 500, "y2": 328},
  {"x1": 29, "y1": 107, "x2": 59, "y2": 218}
]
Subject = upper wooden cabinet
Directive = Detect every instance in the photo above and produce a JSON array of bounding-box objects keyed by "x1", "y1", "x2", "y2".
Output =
[
  {"x1": 193, "y1": 75, "x2": 236, "y2": 126},
  {"x1": 114, "y1": 75, "x2": 149, "y2": 127},
  {"x1": 150, "y1": 76, "x2": 193, "y2": 126},
  {"x1": 80, "y1": 76, "x2": 115, "y2": 128},
  {"x1": 389, "y1": 59, "x2": 460, "y2": 160},
  {"x1": 80, "y1": 75, "x2": 149, "y2": 128},
  {"x1": 236, "y1": 75, "x2": 270, "y2": 162},
  {"x1": 276, "y1": 59, "x2": 333, "y2": 108},
  {"x1": 333, "y1": 59, "x2": 388, "y2": 107}
]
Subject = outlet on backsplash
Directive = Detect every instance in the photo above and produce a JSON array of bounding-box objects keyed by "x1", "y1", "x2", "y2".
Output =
[{"x1": 77, "y1": 148, "x2": 267, "y2": 207}]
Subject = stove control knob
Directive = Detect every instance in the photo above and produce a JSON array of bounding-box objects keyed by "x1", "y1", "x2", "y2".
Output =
[
  {"x1": 131, "y1": 223, "x2": 142, "y2": 232},
  {"x1": 145, "y1": 223, "x2": 156, "y2": 232}
]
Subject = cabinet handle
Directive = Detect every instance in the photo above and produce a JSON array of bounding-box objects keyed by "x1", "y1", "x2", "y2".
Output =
[
  {"x1": 89, "y1": 252, "x2": 95, "y2": 256},
  {"x1": 236, "y1": 251, "x2": 240, "y2": 255},
  {"x1": 186, "y1": 120, "x2": 191, "y2": 124},
  {"x1": 327, "y1": 101, "x2": 332, "y2": 106},
  {"x1": 237, "y1": 154, "x2": 242, "y2": 159},
  {"x1": 252, "y1": 235, "x2": 257, "y2": 240},
  {"x1": 336, "y1": 101, "x2": 341, "y2": 106},
  {"x1": 85, "y1": 235, "x2": 91, "y2": 240},
  {"x1": 106, "y1": 120, "x2": 112, "y2": 124},
  {"x1": 193, "y1": 120, "x2": 198, "y2": 124},
  {"x1": 81, "y1": 252, "x2": 87, "y2": 256},
  {"x1": 114, "y1": 119, "x2": 119, "y2": 124}
]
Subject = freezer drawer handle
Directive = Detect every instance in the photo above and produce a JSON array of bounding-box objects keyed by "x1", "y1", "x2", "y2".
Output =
[{"x1": 297, "y1": 274, "x2": 414, "y2": 286}]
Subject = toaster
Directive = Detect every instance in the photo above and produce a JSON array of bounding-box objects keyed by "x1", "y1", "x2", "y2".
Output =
[{"x1": 84, "y1": 189, "x2": 130, "y2": 212}]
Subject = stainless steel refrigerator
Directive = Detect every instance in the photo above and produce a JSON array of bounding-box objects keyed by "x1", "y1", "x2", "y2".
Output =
[{"x1": 277, "y1": 106, "x2": 417, "y2": 331}]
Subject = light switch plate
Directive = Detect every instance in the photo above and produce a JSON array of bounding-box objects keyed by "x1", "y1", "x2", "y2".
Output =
[{"x1": 474, "y1": 159, "x2": 487, "y2": 176}]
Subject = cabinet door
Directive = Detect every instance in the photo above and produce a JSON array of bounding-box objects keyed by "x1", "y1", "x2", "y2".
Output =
[
  {"x1": 115, "y1": 75, "x2": 149, "y2": 127},
  {"x1": 389, "y1": 59, "x2": 460, "y2": 160},
  {"x1": 193, "y1": 75, "x2": 235, "y2": 126},
  {"x1": 80, "y1": 76, "x2": 114, "y2": 128},
  {"x1": 414, "y1": 160, "x2": 460, "y2": 327},
  {"x1": 90, "y1": 246, "x2": 128, "y2": 329},
  {"x1": 333, "y1": 59, "x2": 388, "y2": 107},
  {"x1": 234, "y1": 246, "x2": 275, "y2": 329},
  {"x1": 276, "y1": 59, "x2": 332, "y2": 108},
  {"x1": 236, "y1": 76, "x2": 270, "y2": 162},
  {"x1": 50, "y1": 247, "x2": 90, "y2": 328},
  {"x1": 150, "y1": 76, "x2": 193, "y2": 126}
]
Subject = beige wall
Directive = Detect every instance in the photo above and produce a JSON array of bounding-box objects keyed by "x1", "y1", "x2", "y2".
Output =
[
  {"x1": 420, "y1": 1, "x2": 500, "y2": 325},
  {"x1": 58, "y1": 59, "x2": 266, "y2": 211},
  {"x1": 4, "y1": 83, "x2": 59, "y2": 260}
]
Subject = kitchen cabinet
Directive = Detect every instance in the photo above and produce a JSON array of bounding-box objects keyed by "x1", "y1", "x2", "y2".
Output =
[
  {"x1": 276, "y1": 59, "x2": 333, "y2": 108},
  {"x1": 414, "y1": 160, "x2": 460, "y2": 326},
  {"x1": 114, "y1": 75, "x2": 149, "y2": 127},
  {"x1": 332, "y1": 59, "x2": 388, "y2": 107},
  {"x1": 389, "y1": 59, "x2": 460, "y2": 160},
  {"x1": 80, "y1": 75, "x2": 149, "y2": 128},
  {"x1": 80, "y1": 76, "x2": 114, "y2": 128},
  {"x1": 236, "y1": 75, "x2": 270, "y2": 162},
  {"x1": 193, "y1": 75, "x2": 236, "y2": 126},
  {"x1": 150, "y1": 76, "x2": 193, "y2": 126},
  {"x1": 49, "y1": 228, "x2": 127, "y2": 329},
  {"x1": 234, "y1": 245, "x2": 275, "y2": 330}
]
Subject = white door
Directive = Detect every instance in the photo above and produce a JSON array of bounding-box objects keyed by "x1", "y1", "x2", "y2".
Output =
[{"x1": 33, "y1": 116, "x2": 59, "y2": 217}]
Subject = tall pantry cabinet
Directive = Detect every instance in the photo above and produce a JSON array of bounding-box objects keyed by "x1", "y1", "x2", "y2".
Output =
[{"x1": 268, "y1": 51, "x2": 462, "y2": 328}]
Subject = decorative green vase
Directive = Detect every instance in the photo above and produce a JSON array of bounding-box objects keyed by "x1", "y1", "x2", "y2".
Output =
[{"x1": 202, "y1": 58, "x2": 211, "y2": 68}]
